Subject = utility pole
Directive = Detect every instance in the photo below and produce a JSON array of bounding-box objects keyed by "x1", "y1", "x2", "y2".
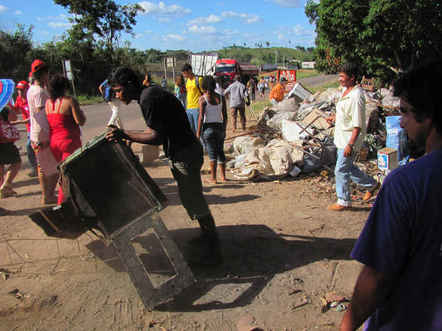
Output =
[{"x1": 274, "y1": 50, "x2": 278, "y2": 65}]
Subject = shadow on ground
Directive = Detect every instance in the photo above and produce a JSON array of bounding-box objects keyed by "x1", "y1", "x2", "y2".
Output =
[{"x1": 86, "y1": 224, "x2": 355, "y2": 312}]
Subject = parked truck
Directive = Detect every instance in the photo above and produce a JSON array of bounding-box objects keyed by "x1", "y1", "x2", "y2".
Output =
[{"x1": 215, "y1": 59, "x2": 258, "y2": 86}]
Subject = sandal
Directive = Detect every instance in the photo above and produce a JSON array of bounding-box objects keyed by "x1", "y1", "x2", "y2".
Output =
[{"x1": 0, "y1": 186, "x2": 18, "y2": 199}]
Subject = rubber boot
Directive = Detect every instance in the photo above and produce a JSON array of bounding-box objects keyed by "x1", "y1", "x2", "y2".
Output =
[{"x1": 191, "y1": 214, "x2": 223, "y2": 266}]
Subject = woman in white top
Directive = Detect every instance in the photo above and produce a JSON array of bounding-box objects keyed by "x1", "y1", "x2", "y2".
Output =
[{"x1": 196, "y1": 76, "x2": 228, "y2": 184}]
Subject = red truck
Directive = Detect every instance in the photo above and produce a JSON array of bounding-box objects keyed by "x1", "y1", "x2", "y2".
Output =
[{"x1": 215, "y1": 59, "x2": 258, "y2": 85}]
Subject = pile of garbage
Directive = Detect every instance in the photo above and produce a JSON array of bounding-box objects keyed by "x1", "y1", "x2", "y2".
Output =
[{"x1": 226, "y1": 83, "x2": 401, "y2": 180}]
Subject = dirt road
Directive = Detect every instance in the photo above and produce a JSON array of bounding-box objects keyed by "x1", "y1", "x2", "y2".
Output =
[{"x1": 0, "y1": 78, "x2": 370, "y2": 331}]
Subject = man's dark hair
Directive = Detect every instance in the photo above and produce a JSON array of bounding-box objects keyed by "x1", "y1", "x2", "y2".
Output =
[
  {"x1": 109, "y1": 67, "x2": 141, "y2": 89},
  {"x1": 338, "y1": 62, "x2": 360, "y2": 81},
  {"x1": 48, "y1": 74, "x2": 70, "y2": 102},
  {"x1": 393, "y1": 59, "x2": 442, "y2": 134},
  {"x1": 182, "y1": 63, "x2": 192, "y2": 72},
  {"x1": 32, "y1": 66, "x2": 49, "y2": 81}
]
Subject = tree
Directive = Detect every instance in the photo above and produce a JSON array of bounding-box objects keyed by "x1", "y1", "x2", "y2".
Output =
[
  {"x1": 54, "y1": 0, "x2": 142, "y2": 58},
  {"x1": 0, "y1": 25, "x2": 34, "y2": 79},
  {"x1": 306, "y1": 0, "x2": 442, "y2": 81}
]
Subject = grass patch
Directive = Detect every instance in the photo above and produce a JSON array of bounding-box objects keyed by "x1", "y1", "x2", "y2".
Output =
[
  {"x1": 296, "y1": 69, "x2": 320, "y2": 80},
  {"x1": 246, "y1": 100, "x2": 272, "y2": 118},
  {"x1": 76, "y1": 95, "x2": 104, "y2": 105}
]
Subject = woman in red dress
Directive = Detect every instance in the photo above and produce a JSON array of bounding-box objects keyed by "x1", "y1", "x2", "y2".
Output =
[{"x1": 45, "y1": 74, "x2": 86, "y2": 205}]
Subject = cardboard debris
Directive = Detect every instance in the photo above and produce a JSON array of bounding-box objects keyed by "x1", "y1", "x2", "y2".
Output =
[
  {"x1": 226, "y1": 83, "x2": 405, "y2": 185},
  {"x1": 301, "y1": 109, "x2": 332, "y2": 131}
]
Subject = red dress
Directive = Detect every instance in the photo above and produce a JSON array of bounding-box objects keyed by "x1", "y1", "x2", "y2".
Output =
[{"x1": 46, "y1": 97, "x2": 82, "y2": 204}]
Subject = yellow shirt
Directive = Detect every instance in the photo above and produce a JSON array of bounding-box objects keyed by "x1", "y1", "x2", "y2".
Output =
[
  {"x1": 269, "y1": 83, "x2": 285, "y2": 102},
  {"x1": 185, "y1": 76, "x2": 203, "y2": 109}
]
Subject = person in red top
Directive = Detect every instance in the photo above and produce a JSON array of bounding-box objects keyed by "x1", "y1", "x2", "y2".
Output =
[
  {"x1": 45, "y1": 74, "x2": 86, "y2": 205},
  {"x1": 14, "y1": 80, "x2": 37, "y2": 177}
]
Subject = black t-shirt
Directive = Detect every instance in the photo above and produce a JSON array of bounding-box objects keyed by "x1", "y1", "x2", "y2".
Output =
[{"x1": 139, "y1": 86, "x2": 197, "y2": 159}]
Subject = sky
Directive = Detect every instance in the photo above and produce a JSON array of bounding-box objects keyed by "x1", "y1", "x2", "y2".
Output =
[{"x1": 0, "y1": 0, "x2": 317, "y2": 52}]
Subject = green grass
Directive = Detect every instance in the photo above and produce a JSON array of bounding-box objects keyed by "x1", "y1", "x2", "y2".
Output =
[
  {"x1": 246, "y1": 100, "x2": 272, "y2": 118},
  {"x1": 77, "y1": 95, "x2": 104, "y2": 105},
  {"x1": 296, "y1": 69, "x2": 320, "y2": 80}
]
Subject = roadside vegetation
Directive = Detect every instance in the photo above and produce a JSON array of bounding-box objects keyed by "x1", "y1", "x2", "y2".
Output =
[{"x1": 1, "y1": 0, "x2": 438, "y2": 97}]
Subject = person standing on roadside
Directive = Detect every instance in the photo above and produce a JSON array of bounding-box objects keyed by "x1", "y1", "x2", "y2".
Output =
[
  {"x1": 340, "y1": 60, "x2": 442, "y2": 331},
  {"x1": 46, "y1": 74, "x2": 86, "y2": 205},
  {"x1": 224, "y1": 75, "x2": 248, "y2": 132},
  {"x1": 269, "y1": 77, "x2": 287, "y2": 105},
  {"x1": 196, "y1": 76, "x2": 228, "y2": 184},
  {"x1": 182, "y1": 63, "x2": 203, "y2": 135},
  {"x1": 106, "y1": 67, "x2": 222, "y2": 266},
  {"x1": 174, "y1": 74, "x2": 186, "y2": 108},
  {"x1": 27, "y1": 59, "x2": 58, "y2": 205},
  {"x1": 14, "y1": 80, "x2": 37, "y2": 177},
  {"x1": 99, "y1": 77, "x2": 123, "y2": 128},
  {"x1": 327, "y1": 63, "x2": 377, "y2": 211},
  {"x1": 247, "y1": 77, "x2": 256, "y2": 104},
  {"x1": 0, "y1": 80, "x2": 21, "y2": 199}
]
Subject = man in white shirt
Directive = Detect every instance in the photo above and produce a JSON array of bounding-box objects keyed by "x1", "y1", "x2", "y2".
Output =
[
  {"x1": 327, "y1": 63, "x2": 377, "y2": 211},
  {"x1": 27, "y1": 59, "x2": 58, "y2": 204}
]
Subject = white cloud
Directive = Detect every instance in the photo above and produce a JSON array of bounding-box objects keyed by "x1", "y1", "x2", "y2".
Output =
[
  {"x1": 134, "y1": 33, "x2": 143, "y2": 39},
  {"x1": 48, "y1": 22, "x2": 72, "y2": 29},
  {"x1": 273, "y1": 0, "x2": 304, "y2": 7},
  {"x1": 37, "y1": 14, "x2": 69, "y2": 22},
  {"x1": 164, "y1": 34, "x2": 185, "y2": 41},
  {"x1": 221, "y1": 11, "x2": 261, "y2": 24},
  {"x1": 0, "y1": 5, "x2": 7, "y2": 13},
  {"x1": 14, "y1": 10, "x2": 23, "y2": 15},
  {"x1": 188, "y1": 25, "x2": 216, "y2": 34},
  {"x1": 291, "y1": 24, "x2": 315, "y2": 37},
  {"x1": 138, "y1": 1, "x2": 191, "y2": 19},
  {"x1": 188, "y1": 14, "x2": 221, "y2": 25}
]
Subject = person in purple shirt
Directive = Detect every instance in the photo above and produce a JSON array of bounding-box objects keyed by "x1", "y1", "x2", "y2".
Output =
[{"x1": 340, "y1": 59, "x2": 442, "y2": 331}]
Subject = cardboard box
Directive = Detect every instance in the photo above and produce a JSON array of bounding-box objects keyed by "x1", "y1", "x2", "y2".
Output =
[
  {"x1": 132, "y1": 143, "x2": 159, "y2": 164},
  {"x1": 378, "y1": 147, "x2": 398, "y2": 171}
]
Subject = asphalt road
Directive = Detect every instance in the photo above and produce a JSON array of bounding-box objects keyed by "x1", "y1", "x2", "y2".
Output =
[{"x1": 299, "y1": 73, "x2": 338, "y2": 88}]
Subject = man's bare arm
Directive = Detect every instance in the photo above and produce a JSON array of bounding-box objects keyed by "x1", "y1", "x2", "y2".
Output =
[
  {"x1": 106, "y1": 127, "x2": 163, "y2": 145},
  {"x1": 340, "y1": 265, "x2": 393, "y2": 331}
]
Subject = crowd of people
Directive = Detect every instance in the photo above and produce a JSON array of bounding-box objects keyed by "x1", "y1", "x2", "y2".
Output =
[
  {"x1": 0, "y1": 59, "x2": 87, "y2": 211},
  {"x1": 2, "y1": 58, "x2": 441, "y2": 329}
]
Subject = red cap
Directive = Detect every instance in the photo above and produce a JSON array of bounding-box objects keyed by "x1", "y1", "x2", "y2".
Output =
[
  {"x1": 16, "y1": 81, "x2": 29, "y2": 90},
  {"x1": 30, "y1": 59, "x2": 47, "y2": 74}
]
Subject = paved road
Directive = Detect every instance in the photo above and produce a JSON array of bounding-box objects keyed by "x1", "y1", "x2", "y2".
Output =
[{"x1": 299, "y1": 73, "x2": 338, "y2": 88}]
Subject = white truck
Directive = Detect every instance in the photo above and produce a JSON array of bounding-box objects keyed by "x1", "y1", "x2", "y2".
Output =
[{"x1": 189, "y1": 53, "x2": 218, "y2": 76}]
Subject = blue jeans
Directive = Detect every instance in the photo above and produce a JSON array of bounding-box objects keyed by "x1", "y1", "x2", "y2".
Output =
[
  {"x1": 202, "y1": 123, "x2": 226, "y2": 163},
  {"x1": 335, "y1": 148, "x2": 376, "y2": 206},
  {"x1": 26, "y1": 134, "x2": 37, "y2": 169},
  {"x1": 185, "y1": 108, "x2": 199, "y2": 135}
]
